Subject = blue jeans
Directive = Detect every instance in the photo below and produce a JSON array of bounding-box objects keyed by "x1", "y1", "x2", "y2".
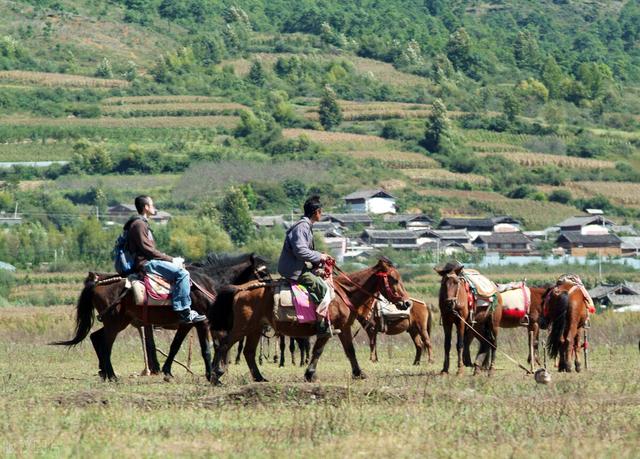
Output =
[{"x1": 144, "y1": 260, "x2": 192, "y2": 312}]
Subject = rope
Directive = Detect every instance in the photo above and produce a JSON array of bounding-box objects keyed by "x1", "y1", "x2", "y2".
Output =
[{"x1": 452, "y1": 309, "x2": 533, "y2": 375}]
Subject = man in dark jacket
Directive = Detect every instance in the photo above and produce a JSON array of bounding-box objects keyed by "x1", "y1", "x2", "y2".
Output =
[
  {"x1": 126, "y1": 195, "x2": 205, "y2": 324},
  {"x1": 278, "y1": 195, "x2": 332, "y2": 335}
]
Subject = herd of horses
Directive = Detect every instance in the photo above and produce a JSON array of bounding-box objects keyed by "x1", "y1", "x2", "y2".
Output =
[{"x1": 53, "y1": 253, "x2": 592, "y2": 384}]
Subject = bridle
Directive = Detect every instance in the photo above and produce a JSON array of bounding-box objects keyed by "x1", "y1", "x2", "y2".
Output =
[
  {"x1": 444, "y1": 272, "x2": 464, "y2": 308},
  {"x1": 333, "y1": 264, "x2": 409, "y2": 311}
]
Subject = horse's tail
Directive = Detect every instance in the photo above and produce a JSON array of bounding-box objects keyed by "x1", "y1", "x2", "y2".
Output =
[
  {"x1": 208, "y1": 284, "x2": 238, "y2": 332},
  {"x1": 546, "y1": 291, "x2": 569, "y2": 359},
  {"x1": 426, "y1": 304, "x2": 433, "y2": 339},
  {"x1": 50, "y1": 276, "x2": 96, "y2": 346}
]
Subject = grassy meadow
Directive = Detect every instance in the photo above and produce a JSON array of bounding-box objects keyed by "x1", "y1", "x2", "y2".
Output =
[{"x1": 0, "y1": 304, "x2": 638, "y2": 458}]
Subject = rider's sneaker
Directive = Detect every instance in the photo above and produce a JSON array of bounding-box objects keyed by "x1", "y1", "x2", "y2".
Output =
[{"x1": 179, "y1": 310, "x2": 207, "y2": 324}]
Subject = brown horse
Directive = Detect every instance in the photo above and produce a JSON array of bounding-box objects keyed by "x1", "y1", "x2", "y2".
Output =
[
  {"x1": 545, "y1": 282, "x2": 589, "y2": 372},
  {"x1": 52, "y1": 254, "x2": 266, "y2": 381},
  {"x1": 211, "y1": 258, "x2": 412, "y2": 384},
  {"x1": 360, "y1": 297, "x2": 434, "y2": 365},
  {"x1": 436, "y1": 265, "x2": 502, "y2": 375}
]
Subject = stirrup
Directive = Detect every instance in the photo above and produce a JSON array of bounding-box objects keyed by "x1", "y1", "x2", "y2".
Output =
[
  {"x1": 470, "y1": 311, "x2": 476, "y2": 325},
  {"x1": 520, "y1": 315, "x2": 530, "y2": 327}
]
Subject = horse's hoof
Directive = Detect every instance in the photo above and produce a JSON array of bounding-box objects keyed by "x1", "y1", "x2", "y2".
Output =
[
  {"x1": 352, "y1": 371, "x2": 367, "y2": 380},
  {"x1": 304, "y1": 371, "x2": 317, "y2": 382},
  {"x1": 98, "y1": 371, "x2": 106, "y2": 380},
  {"x1": 255, "y1": 377, "x2": 269, "y2": 383},
  {"x1": 440, "y1": 370, "x2": 449, "y2": 376},
  {"x1": 140, "y1": 369, "x2": 151, "y2": 377},
  {"x1": 163, "y1": 373, "x2": 173, "y2": 382}
]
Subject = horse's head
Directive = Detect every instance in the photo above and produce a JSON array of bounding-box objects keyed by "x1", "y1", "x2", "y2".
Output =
[
  {"x1": 249, "y1": 253, "x2": 271, "y2": 282},
  {"x1": 374, "y1": 257, "x2": 412, "y2": 310},
  {"x1": 435, "y1": 264, "x2": 464, "y2": 311}
]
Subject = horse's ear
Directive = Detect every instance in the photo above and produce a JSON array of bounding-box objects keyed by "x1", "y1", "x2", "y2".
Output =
[
  {"x1": 454, "y1": 266, "x2": 463, "y2": 275},
  {"x1": 377, "y1": 257, "x2": 392, "y2": 272},
  {"x1": 434, "y1": 267, "x2": 445, "y2": 276}
]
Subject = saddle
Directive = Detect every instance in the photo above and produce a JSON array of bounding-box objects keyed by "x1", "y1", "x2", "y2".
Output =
[
  {"x1": 273, "y1": 278, "x2": 333, "y2": 324},
  {"x1": 555, "y1": 274, "x2": 596, "y2": 314},
  {"x1": 462, "y1": 269, "x2": 498, "y2": 297},
  {"x1": 497, "y1": 281, "x2": 531, "y2": 321},
  {"x1": 376, "y1": 295, "x2": 411, "y2": 320},
  {"x1": 128, "y1": 273, "x2": 173, "y2": 306}
]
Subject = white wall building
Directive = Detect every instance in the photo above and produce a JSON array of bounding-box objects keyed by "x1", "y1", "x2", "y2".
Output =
[{"x1": 343, "y1": 189, "x2": 396, "y2": 214}]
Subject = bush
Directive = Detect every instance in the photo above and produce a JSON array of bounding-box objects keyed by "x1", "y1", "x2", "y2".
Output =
[{"x1": 548, "y1": 189, "x2": 572, "y2": 204}]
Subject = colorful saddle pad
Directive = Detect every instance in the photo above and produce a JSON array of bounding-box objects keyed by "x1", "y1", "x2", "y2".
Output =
[
  {"x1": 129, "y1": 273, "x2": 172, "y2": 306},
  {"x1": 376, "y1": 295, "x2": 411, "y2": 320},
  {"x1": 498, "y1": 283, "x2": 531, "y2": 319}
]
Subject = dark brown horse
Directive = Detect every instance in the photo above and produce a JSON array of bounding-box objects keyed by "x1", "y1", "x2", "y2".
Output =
[
  {"x1": 211, "y1": 258, "x2": 411, "y2": 384},
  {"x1": 545, "y1": 282, "x2": 590, "y2": 372},
  {"x1": 360, "y1": 297, "x2": 434, "y2": 365},
  {"x1": 52, "y1": 253, "x2": 267, "y2": 382},
  {"x1": 436, "y1": 265, "x2": 503, "y2": 375}
]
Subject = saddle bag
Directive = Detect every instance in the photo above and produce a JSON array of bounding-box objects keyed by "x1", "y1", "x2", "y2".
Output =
[{"x1": 273, "y1": 283, "x2": 297, "y2": 322}]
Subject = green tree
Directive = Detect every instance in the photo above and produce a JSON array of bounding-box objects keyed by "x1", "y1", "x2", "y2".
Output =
[
  {"x1": 446, "y1": 28, "x2": 474, "y2": 74},
  {"x1": 422, "y1": 98, "x2": 450, "y2": 153},
  {"x1": 247, "y1": 60, "x2": 266, "y2": 86},
  {"x1": 95, "y1": 57, "x2": 113, "y2": 78},
  {"x1": 318, "y1": 85, "x2": 342, "y2": 131},
  {"x1": 540, "y1": 56, "x2": 566, "y2": 99},
  {"x1": 514, "y1": 30, "x2": 541, "y2": 70},
  {"x1": 503, "y1": 92, "x2": 521, "y2": 124},
  {"x1": 576, "y1": 62, "x2": 613, "y2": 100},
  {"x1": 219, "y1": 187, "x2": 254, "y2": 245}
]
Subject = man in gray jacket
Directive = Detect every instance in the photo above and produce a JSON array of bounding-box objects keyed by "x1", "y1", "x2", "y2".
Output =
[{"x1": 278, "y1": 195, "x2": 332, "y2": 335}]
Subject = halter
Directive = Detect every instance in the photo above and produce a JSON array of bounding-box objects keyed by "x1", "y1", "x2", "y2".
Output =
[
  {"x1": 444, "y1": 272, "x2": 463, "y2": 306},
  {"x1": 375, "y1": 271, "x2": 405, "y2": 304}
]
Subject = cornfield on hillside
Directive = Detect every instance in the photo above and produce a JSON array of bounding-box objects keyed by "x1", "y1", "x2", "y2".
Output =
[
  {"x1": 418, "y1": 188, "x2": 509, "y2": 201},
  {"x1": 0, "y1": 71, "x2": 129, "y2": 88},
  {"x1": 481, "y1": 199, "x2": 578, "y2": 229},
  {"x1": 282, "y1": 128, "x2": 390, "y2": 148},
  {"x1": 402, "y1": 168, "x2": 491, "y2": 186},
  {"x1": 102, "y1": 96, "x2": 226, "y2": 105},
  {"x1": 476, "y1": 152, "x2": 615, "y2": 169},
  {"x1": 568, "y1": 181, "x2": 640, "y2": 207},
  {"x1": 101, "y1": 102, "x2": 247, "y2": 117},
  {"x1": 343, "y1": 150, "x2": 439, "y2": 168},
  {"x1": 0, "y1": 116, "x2": 239, "y2": 129}
]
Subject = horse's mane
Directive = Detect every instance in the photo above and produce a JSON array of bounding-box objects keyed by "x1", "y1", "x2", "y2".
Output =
[{"x1": 195, "y1": 252, "x2": 254, "y2": 269}]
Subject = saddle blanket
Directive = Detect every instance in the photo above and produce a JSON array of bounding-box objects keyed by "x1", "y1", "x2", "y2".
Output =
[
  {"x1": 557, "y1": 274, "x2": 596, "y2": 313},
  {"x1": 462, "y1": 269, "x2": 498, "y2": 297},
  {"x1": 497, "y1": 283, "x2": 531, "y2": 319},
  {"x1": 273, "y1": 279, "x2": 333, "y2": 323},
  {"x1": 128, "y1": 273, "x2": 172, "y2": 306},
  {"x1": 376, "y1": 295, "x2": 411, "y2": 320}
]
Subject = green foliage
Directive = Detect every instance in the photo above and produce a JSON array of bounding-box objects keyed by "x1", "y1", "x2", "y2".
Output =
[
  {"x1": 247, "y1": 60, "x2": 266, "y2": 87},
  {"x1": 94, "y1": 58, "x2": 113, "y2": 79},
  {"x1": 318, "y1": 85, "x2": 342, "y2": 131},
  {"x1": 422, "y1": 98, "x2": 450, "y2": 152},
  {"x1": 219, "y1": 187, "x2": 254, "y2": 245},
  {"x1": 548, "y1": 189, "x2": 572, "y2": 204},
  {"x1": 69, "y1": 139, "x2": 113, "y2": 175},
  {"x1": 502, "y1": 92, "x2": 522, "y2": 124}
]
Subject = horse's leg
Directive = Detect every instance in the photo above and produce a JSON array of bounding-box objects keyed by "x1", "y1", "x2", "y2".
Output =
[
  {"x1": 368, "y1": 328, "x2": 378, "y2": 363},
  {"x1": 303, "y1": 338, "x2": 310, "y2": 365},
  {"x1": 102, "y1": 317, "x2": 131, "y2": 381},
  {"x1": 195, "y1": 322, "x2": 213, "y2": 381},
  {"x1": 409, "y1": 328, "x2": 422, "y2": 365},
  {"x1": 462, "y1": 327, "x2": 473, "y2": 367},
  {"x1": 532, "y1": 322, "x2": 541, "y2": 366},
  {"x1": 304, "y1": 335, "x2": 331, "y2": 382},
  {"x1": 488, "y1": 322, "x2": 499, "y2": 376},
  {"x1": 289, "y1": 337, "x2": 296, "y2": 367},
  {"x1": 456, "y1": 320, "x2": 466, "y2": 376},
  {"x1": 297, "y1": 339, "x2": 305, "y2": 367},
  {"x1": 279, "y1": 335, "x2": 286, "y2": 367},
  {"x1": 90, "y1": 327, "x2": 106, "y2": 379},
  {"x1": 441, "y1": 317, "x2": 453, "y2": 374},
  {"x1": 419, "y1": 321, "x2": 434, "y2": 364},
  {"x1": 161, "y1": 325, "x2": 192, "y2": 379},
  {"x1": 573, "y1": 327, "x2": 582, "y2": 373},
  {"x1": 137, "y1": 326, "x2": 151, "y2": 376},
  {"x1": 144, "y1": 325, "x2": 161, "y2": 374},
  {"x1": 235, "y1": 338, "x2": 244, "y2": 364},
  {"x1": 243, "y1": 331, "x2": 268, "y2": 382},
  {"x1": 338, "y1": 329, "x2": 366, "y2": 379}
]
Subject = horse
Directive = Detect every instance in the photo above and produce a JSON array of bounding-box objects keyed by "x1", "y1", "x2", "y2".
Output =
[
  {"x1": 545, "y1": 282, "x2": 589, "y2": 372},
  {"x1": 210, "y1": 257, "x2": 411, "y2": 384},
  {"x1": 52, "y1": 253, "x2": 268, "y2": 382},
  {"x1": 436, "y1": 264, "x2": 503, "y2": 375},
  {"x1": 360, "y1": 297, "x2": 434, "y2": 365},
  {"x1": 142, "y1": 253, "x2": 270, "y2": 379}
]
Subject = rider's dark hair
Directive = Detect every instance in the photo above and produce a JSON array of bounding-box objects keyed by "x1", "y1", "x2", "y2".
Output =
[
  {"x1": 303, "y1": 195, "x2": 322, "y2": 218},
  {"x1": 134, "y1": 195, "x2": 151, "y2": 214}
]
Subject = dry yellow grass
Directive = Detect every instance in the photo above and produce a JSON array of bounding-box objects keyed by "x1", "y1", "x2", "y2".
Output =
[
  {"x1": 282, "y1": 128, "x2": 389, "y2": 148},
  {"x1": 102, "y1": 96, "x2": 225, "y2": 105},
  {"x1": 417, "y1": 188, "x2": 509, "y2": 201},
  {"x1": 402, "y1": 168, "x2": 491, "y2": 185},
  {"x1": 466, "y1": 141, "x2": 528, "y2": 152},
  {"x1": 0, "y1": 70, "x2": 129, "y2": 88},
  {"x1": 476, "y1": 151, "x2": 615, "y2": 169},
  {"x1": 343, "y1": 150, "x2": 439, "y2": 168},
  {"x1": 0, "y1": 115, "x2": 239, "y2": 129},
  {"x1": 101, "y1": 102, "x2": 248, "y2": 116}
]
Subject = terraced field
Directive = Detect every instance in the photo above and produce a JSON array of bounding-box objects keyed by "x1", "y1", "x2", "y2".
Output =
[
  {"x1": 101, "y1": 102, "x2": 248, "y2": 117},
  {"x1": 0, "y1": 115, "x2": 239, "y2": 129},
  {"x1": 341, "y1": 150, "x2": 439, "y2": 168},
  {"x1": 402, "y1": 168, "x2": 491, "y2": 186},
  {"x1": 476, "y1": 151, "x2": 616, "y2": 169}
]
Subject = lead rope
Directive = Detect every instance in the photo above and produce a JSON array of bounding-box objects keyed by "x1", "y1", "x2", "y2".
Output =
[{"x1": 452, "y1": 309, "x2": 533, "y2": 375}]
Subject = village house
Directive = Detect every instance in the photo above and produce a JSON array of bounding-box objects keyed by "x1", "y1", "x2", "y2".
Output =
[
  {"x1": 343, "y1": 189, "x2": 396, "y2": 214},
  {"x1": 555, "y1": 231, "x2": 622, "y2": 256},
  {"x1": 383, "y1": 213, "x2": 433, "y2": 229},
  {"x1": 589, "y1": 282, "x2": 640, "y2": 311},
  {"x1": 438, "y1": 216, "x2": 521, "y2": 236},
  {"x1": 360, "y1": 229, "x2": 436, "y2": 250},
  {"x1": 252, "y1": 215, "x2": 287, "y2": 230},
  {"x1": 555, "y1": 215, "x2": 616, "y2": 232},
  {"x1": 473, "y1": 231, "x2": 534, "y2": 255},
  {"x1": 323, "y1": 213, "x2": 373, "y2": 229},
  {"x1": 107, "y1": 204, "x2": 172, "y2": 225},
  {"x1": 0, "y1": 211, "x2": 22, "y2": 226}
]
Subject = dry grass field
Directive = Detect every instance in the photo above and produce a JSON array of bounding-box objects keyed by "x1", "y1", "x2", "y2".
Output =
[
  {"x1": 0, "y1": 304, "x2": 638, "y2": 458},
  {"x1": 102, "y1": 96, "x2": 227, "y2": 105},
  {"x1": 0, "y1": 70, "x2": 129, "y2": 88},
  {"x1": 282, "y1": 128, "x2": 390, "y2": 149},
  {"x1": 101, "y1": 102, "x2": 248, "y2": 117},
  {"x1": 342, "y1": 150, "x2": 439, "y2": 168},
  {"x1": 567, "y1": 181, "x2": 640, "y2": 208}
]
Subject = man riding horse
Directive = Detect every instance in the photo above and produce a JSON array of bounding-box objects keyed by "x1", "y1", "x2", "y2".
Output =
[
  {"x1": 127, "y1": 195, "x2": 206, "y2": 324},
  {"x1": 277, "y1": 195, "x2": 334, "y2": 337}
]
